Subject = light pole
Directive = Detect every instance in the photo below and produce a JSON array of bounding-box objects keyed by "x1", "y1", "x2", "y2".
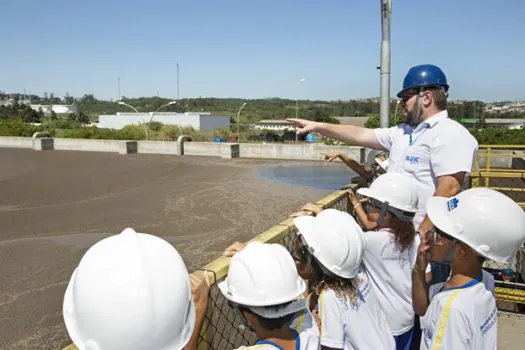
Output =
[
  {"x1": 237, "y1": 102, "x2": 247, "y2": 142},
  {"x1": 379, "y1": 0, "x2": 392, "y2": 128},
  {"x1": 117, "y1": 100, "x2": 177, "y2": 140},
  {"x1": 295, "y1": 78, "x2": 305, "y2": 118},
  {"x1": 118, "y1": 100, "x2": 139, "y2": 113},
  {"x1": 147, "y1": 101, "x2": 177, "y2": 140}
]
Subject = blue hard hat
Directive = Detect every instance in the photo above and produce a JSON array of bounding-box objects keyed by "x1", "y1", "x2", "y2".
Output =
[{"x1": 397, "y1": 64, "x2": 449, "y2": 98}]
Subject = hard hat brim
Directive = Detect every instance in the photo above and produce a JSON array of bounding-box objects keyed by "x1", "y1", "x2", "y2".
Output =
[
  {"x1": 217, "y1": 277, "x2": 306, "y2": 307},
  {"x1": 356, "y1": 187, "x2": 418, "y2": 213}
]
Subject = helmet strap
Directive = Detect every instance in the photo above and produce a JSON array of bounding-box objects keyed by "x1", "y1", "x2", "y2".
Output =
[{"x1": 376, "y1": 201, "x2": 390, "y2": 226}]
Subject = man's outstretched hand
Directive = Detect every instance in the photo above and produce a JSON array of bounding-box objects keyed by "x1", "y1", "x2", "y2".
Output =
[{"x1": 287, "y1": 118, "x2": 319, "y2": 135}]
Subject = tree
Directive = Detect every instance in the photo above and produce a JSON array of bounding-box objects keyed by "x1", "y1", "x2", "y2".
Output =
[{"x1": 23, "y1": 109, "x2": 41, "y2": 123}]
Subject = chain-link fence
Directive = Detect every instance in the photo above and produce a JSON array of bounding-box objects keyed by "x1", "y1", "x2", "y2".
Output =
[{"x1": 196, "y1": 189, "x2": 351, "y2": 350}]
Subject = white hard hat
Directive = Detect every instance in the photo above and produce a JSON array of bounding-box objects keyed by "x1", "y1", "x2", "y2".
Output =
[
  {"x1": 426, "y1": 188, "x2": 525, "y2": 263},
  {"x1": 294, "y1": 209, "x2": 365, "y2": 278},
  {"x1": 357, "y1": 173, "x2": 418, "y2": 213},
  {"x1": 218, "y1": 242, "x2": 306, "y2": 307},
  {"x1": 63, "y1": 228, "x2": 195, "y2": 350}
]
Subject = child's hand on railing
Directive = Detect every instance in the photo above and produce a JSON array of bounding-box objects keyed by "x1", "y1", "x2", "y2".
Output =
[
  {"x1": 223, "y1": 242, "x2": 246, "y2": 257},
  {"x1": 289, "y1": 202, "x2": 323, "y2": 218}
]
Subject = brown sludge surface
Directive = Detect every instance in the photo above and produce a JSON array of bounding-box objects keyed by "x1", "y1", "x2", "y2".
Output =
[{"x1": 0, "y1": 149, "x2": 330, "y2": 349}]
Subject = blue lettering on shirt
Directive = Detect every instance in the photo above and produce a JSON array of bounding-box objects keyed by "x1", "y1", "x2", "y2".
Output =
[{"x1": 405, "y1": 155, "x2": 420, "y2": 164}]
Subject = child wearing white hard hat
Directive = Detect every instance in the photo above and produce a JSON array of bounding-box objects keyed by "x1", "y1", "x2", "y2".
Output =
[
  {"x1": 355, "y1": 173, "x2": 421, "y2": 349},
  {"x1": 63, "y1": 228, "x2": 209, "y2": 350},
  {"x1": 294, "y1": 209, "x2": 395, "y2": 350},
  {"x1": 414, "y1": 188, "x2": 525, "y2": 349},
  {"x1": 219, "y1": 241, "x2": 320, "y2": 350}
]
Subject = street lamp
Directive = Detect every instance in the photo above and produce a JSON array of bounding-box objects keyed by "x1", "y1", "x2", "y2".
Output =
[
  {"x1": 147, "y1": 101, "x2": 177, "y2": 140},
  {"x1": 237, "y1": 102, "x2": 247, "y2": 142},
  {"x1": 295, "y1": 78, "x2": 305, "y2": 118},
  {"x1": 117, "y1": 100, "x2": 177, "y2": 140},
  {"x1": 117, "y1": 100, "x2": 140, "y2": 113}
]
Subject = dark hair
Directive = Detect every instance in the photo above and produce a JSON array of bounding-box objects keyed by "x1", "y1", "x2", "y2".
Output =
[
  {"x1": 239, "y1": 302, "x2": 296, "y2": 331},
  {"x1": 389, "y1": 216, "x2": 416, "y2": 252},
  {"x1": 308, "y1": 256, "x2": 357, "y2": 302},
  {"x1": 430, "y1": 88, "x2": 447, "y2": 110}
]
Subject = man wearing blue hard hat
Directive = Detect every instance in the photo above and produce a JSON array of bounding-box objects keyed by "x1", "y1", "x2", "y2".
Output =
[
  {"x1": 289, "y1": 64, "x2": 477, "y2": 228},
  {"x1": 288, "y1": 63, "x2": 478, "y2": 288}
]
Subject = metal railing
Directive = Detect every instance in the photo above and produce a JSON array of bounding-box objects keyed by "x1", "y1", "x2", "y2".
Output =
[{"x1": 471, "y1": 145, "x2": 525, "y2": 208}]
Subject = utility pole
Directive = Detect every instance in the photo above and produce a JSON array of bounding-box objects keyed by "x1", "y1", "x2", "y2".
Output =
[
  {"x1": 379, "y1": 0, "x2": 392, "y2": 128},
  {"x1": 177, "y1": 62, "x2": 180, "y2": 100},
  {"x1": 117, "y1": 77, "x2": 121, "y2": 100}
]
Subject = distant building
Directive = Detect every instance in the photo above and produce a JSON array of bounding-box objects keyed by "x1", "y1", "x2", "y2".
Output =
[
  {"x1": 30, "y1": 104, "x2": 78, "y2": 115},
  {"x1": 460, "y1": 118, "x2": 525, "y2": 128},
  {"x1": 98, "y1": 112, "x2": 230, "y2": 132},
  {"x1": 254, "y1": 119, "x2": 296, "y2": 131}
]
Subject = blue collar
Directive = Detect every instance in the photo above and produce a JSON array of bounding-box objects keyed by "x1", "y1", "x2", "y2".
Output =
[
  {"x1": 441, "y1": 277, "x2": 481, "y2": 292},
  {"x1": 255, "y1": 329, "x2": 300, "y2": 350}
]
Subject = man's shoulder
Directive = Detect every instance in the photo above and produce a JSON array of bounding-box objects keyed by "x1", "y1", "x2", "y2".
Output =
[{"x1": 434, "y1": 117, "x2": 478, "y2": 145}]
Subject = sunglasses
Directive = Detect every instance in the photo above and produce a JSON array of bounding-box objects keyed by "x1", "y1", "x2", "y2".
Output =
[{"x1": 400, "y1": 91, "x2": 419, "y2": 103}]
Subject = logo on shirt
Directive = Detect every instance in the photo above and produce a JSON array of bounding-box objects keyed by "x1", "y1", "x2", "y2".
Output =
[
  {"x1": 447, "y1": 197, "x2": 459, "y2": 211},
  {"x1": 405, "y1": 155, "x2": 420, "y2": 164},
  {"x1": 480, "y1": 307, "x2": 497, "y2": 334}
]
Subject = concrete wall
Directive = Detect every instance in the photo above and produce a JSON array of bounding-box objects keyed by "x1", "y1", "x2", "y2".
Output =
[
  {"x1": 184, "y1": 142, "x2": 239, "y2": 158},
  {"x1": 0, "y1": 136, "x2": 522, "y2": 167},
  {"x1": 239, "y1": 143, "x2": 362, "y2": 162},
  {"x1": 53, "y1": 138, "x2": 135, "y2": 154},
  {"x1": 475, "y1": 149, "x2": 514, "y2": 169},
  {"x1": 0, "y1": 137, "x2": 33, "y2": 149},
  {"x1": 137, "y1": 141, "x2": 179, "y2": 155}
]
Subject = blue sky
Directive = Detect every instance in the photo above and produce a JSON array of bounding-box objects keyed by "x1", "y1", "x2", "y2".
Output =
[{"x1": 1, "y1": 0, "x2": 524, "y2": 102}]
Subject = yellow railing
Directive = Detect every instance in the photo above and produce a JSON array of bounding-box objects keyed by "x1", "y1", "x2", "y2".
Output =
[{"x1": 472, "y1": 145, "x2": 525, "y2": 208}]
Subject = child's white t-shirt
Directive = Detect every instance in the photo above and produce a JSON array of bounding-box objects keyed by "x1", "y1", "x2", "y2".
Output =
[
  {"x1": 362, "y1": 229, "x2": 417, "y2": 335},
  {"x1": 429, "y1": 269, "x2": 495, "y2": 300},
  {"x1": 420, "y1": 280, "x2": 497, "y2": 350},
  {"x1": 318, "y1": 266, "x2": 396, "y2": 350},
  {"x1": 234, "y1": 307, "x2": 320, "y2": 350}
]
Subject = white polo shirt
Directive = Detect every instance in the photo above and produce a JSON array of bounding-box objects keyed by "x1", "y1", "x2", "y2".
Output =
[
  {"x1": 420, "y1": 280, "x2": 497, "y2": 349},
  {"x1": 375, "y1": 111, "x2": 478, "y2": 229}
]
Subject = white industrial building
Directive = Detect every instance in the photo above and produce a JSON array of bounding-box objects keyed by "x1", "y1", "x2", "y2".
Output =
[
  {"x1": 30, "y1": 104, "x2": 78, "y2": 115},
  {"x1": 98, "y1": 112, "x2": 230, "y2": 132}
]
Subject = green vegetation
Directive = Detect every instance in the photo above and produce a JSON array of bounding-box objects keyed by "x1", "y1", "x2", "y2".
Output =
[{"x1": 0, "y1": 95, "x2": 523, "y2": 144}]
